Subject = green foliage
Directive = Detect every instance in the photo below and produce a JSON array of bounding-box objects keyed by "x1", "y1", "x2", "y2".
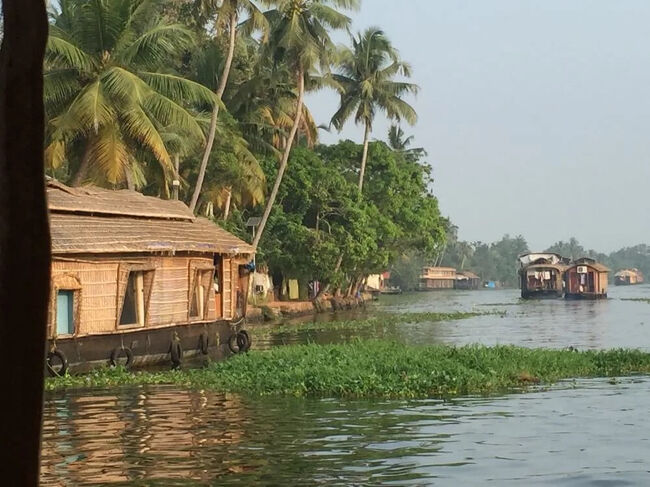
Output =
[
  {"x1": 45, "y1": 0, "x2": 218, "y2": 187},
  {"x1": 46, "y1": 342, "x2": 650, "y2": 398},
  {"x1": 331, "y1": 27, "x2": 418, "y2": 131},
  {"x1": 253, "y1": 139, "x2": 444, "y2": 291},
  {"x1": 437, "y1": 232, "x2": 529, "y2": 287}
]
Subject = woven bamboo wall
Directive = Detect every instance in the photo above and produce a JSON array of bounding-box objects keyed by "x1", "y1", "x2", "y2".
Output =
[
  {"x1": 51, "y1": 255, "x2": 221, "y2": 337},
  {"x1": 51, "y1": 260, "x2": 120, "y2": 335},
  {"x1": 148, "y1": 256, "x2": 190, "y2": 326}
]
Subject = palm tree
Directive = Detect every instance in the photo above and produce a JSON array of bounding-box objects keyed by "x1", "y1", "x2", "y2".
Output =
[
  {"x1": 331, "y1": 27, "x2": 418, "y2": 192},
  {"x1": 388, "y1": 124, "x2": 426, "y2": 160},
  {"x1": 251, "y1": 0, "x2": 359, "y2": 249},
  {"x1": 45, "y1": 0, "x2": 218, "y2": 187},
  {"x1": 188, "y1": 0, "x2": 268, "y2": 213}
]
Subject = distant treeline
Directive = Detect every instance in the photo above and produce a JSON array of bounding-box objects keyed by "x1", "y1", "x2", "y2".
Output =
[{"x1": 390, "y1": 230, "x2": 650, "y2": 290}]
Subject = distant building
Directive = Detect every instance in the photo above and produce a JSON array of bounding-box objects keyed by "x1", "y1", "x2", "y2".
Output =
[
  {"x1": 455, "y1": 271, "x2": 481, "y2": 290},
  {"x1": 614, "y1": 269, "x2": 644, "y2": 286},
  {"x1": 419, "y1": 267, "x2": 456, "y2": 290}
]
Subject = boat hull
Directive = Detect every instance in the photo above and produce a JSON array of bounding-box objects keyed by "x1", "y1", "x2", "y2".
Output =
[
  {"x1": 46, "y1": 319, "x2": 246, "y2": 375},
  {"x1": 521, "y1": 289, "x2": 563, "y2": 299},
  {"x1": 565, "y1": 293, "x2": 607, "y2": 300}
]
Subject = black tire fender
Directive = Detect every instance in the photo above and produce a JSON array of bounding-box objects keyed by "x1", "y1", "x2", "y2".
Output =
[
  {"x1": 238, "y1": 330, "x2": 251, "y2": 352},
  {"x1": 109, "y1": 347, "x2": 134, "y2": 369},
  {"x1": 47, "y1": 349, "x2": 68, "y2": 377},
  {"x1": 228, "y1": 333, "x2": 240, "y2": 354},
  {"x1": 170, "y1": 340, "x2": 183, "y2": 368},
  {"x1": 198, "y1": 332, "x2": 209, "y2": 355}
]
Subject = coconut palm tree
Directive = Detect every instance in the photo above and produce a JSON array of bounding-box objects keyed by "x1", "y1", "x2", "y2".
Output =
[
  {"x1": 251, "y1": 0, "x2": 359, "y2": 249},
  {"x1": 388, "y1": 124, "x2": 426, "y2": 161},
  {"x1": 230, "y1": 63, "x2": 319, "y2": 154},
  {"x1": 188, "y1": 0, "x2": 268, "y2": 212},
  {"x1": 44, "y1": 0, "x2": 218, "y2": 187},
  {"x1": 331, "y1": 27, "x2": 418, "y2": 192}
]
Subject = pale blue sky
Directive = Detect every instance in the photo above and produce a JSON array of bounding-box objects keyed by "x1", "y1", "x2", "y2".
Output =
[{"x1": 307, "y1": 0, "x2": 650, "y2": 252}]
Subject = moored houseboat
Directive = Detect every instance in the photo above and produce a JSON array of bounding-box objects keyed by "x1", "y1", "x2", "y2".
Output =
[
  {"x1": 419, "y1": 266, "x2": 456, "y2": 290},
  {"x1": 518, "y1": 253, "x2": 568, "y2": 299},
  {"x1": 46, "y1": 180, "x2": 255, "y2": 376},
  {"x1": 614, "y1": 268, "x2": 644, "y2": 286},
  {"x1": 454, "y1": 271, "x2": 480, "y2": 290},
  {"x1": 564, "y1": 258, "x2": 609, "y2": 300}
]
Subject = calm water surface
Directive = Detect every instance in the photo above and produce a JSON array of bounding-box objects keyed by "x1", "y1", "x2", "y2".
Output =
[{"x1": 41, "y1": 287, "x2": 650, "y2": 485}]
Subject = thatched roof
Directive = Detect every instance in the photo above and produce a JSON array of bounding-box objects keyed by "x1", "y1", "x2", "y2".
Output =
[
  {"x1": 47, "y1": 180, "x2": 254, "y2": 256},
  {"x1": 568, "y1": 261, "x2": 610, "y2": 273},
  {"x1": 457, "y1": 271, "x2": 480, "y2": 280},
  {"x1": 47, "y1": 180, "x2": 193, "y2": 221}
]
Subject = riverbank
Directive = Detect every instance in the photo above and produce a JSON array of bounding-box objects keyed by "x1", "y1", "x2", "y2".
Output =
[
  {"x1": 46, "y1": 341, "x2": 650, "y2": 398},
  {"x1": 248, "y1": 294, "x2": 374, "y2": 322}
]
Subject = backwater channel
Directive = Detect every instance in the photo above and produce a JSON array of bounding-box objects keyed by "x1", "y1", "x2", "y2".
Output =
[{"x1": 41, "y1": 286, "x2": 650, "y2": 485}]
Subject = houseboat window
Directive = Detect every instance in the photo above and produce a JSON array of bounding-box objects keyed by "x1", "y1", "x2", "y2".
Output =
[
  {"x1": 56, "y1": 290, "x2": 75, "y2": 335},
  {"x1": 119, "y1": 271, "x2": 145, "y2": 326},
  {"x1": 190, "y1": 269, "x2": 211, "y2": 320}
]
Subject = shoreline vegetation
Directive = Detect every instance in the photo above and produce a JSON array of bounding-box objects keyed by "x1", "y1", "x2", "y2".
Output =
[
  {"x1": 250, "y1": 311, "x2": 499, "y2": 337},
  {"x1": 46, "y1": 341, "x2": 650, "y2": 398}
]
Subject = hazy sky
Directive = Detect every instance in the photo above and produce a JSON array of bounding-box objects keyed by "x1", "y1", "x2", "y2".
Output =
[{"x1": 307, "y1": 0, "x2": 650, "y2": 252}]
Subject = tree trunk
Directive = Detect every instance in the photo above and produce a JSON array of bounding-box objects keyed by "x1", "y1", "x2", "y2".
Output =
[
  {"x1": 223, "y1": 186, "x2": 232, "y2": 220},
  {"x1": 252, "y1": 69, "x2": 305, "y2": 249},
  {"x1": 70, "y1": 140, "x2": 93, "y2": 187},
  {"x1": 125, "y1": 169, "x2": 134, "y2": 190},
  {"x1": 172, "y1": 153, "x2": 180, "y2": 200},
  {"x1": 358, "y1": 122, "x2": 371, "y2": 192},
  {"x1": 189, "y1": 12, "x2": 237, "y2": 213},
  {"x1": 0, "y1": 0, "x2": 50, "y2": 484}
]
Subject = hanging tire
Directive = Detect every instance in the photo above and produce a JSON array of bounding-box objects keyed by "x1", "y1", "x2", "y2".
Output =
[
  {"x1": 109, "y1": 347, "x2": 134, "y2": 369},
  {"x1": 198, "y1": 332, "x2": 209, "y2": 355},
  {"x1": 229, "y1": 331, "x2": 251, "y2": 354},
  {"x1": 228, "y1": 333, "x2": 240, "y2": 354},
  {"x1": 238, "y1": 330, "x2": 251, "y2": 352},
  {"x1": 47, "y1": 349, "x2": 68, "y2": 377},
  {"x1": 170, "y1": 340, "x2": 183, "y2": 368}
]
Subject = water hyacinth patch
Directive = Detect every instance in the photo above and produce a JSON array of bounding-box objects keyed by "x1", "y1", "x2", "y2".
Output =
[{"x1": 46, "y1": 341, "x2": 650, "y2": 399}]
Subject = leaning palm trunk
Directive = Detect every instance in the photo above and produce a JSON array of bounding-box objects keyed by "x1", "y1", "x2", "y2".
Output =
[
  {"x1": 358, "y1": 122, "x2": 370, "y2": 192},
  {"x1": 223, "y1": 186, "x2": 232, "y2": 220},
  {"x1": 189, "y1": 12, "x2": 237, "y2": 213},
  {"x1": 252, "y1": 70, "x2": 305, "y2": 248},
  {"x1": 70, "y1": 142, "x2": 94, "y2": 187}
]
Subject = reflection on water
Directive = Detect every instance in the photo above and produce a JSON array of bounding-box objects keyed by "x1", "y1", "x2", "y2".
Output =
[
  {"x1": 41, "y1": 378, "x2": 650, "y2": 486},
  {"x1": 41, "y1": 288, "x2": 650, "y2": 485},
  {"x1": 256, "y1": 285, "x2": 650, "y2": 351}
]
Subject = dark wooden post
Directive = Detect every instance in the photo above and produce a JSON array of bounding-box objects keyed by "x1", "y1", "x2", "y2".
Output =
[{"x1": 0, "y1": 1, "x2": 50, "y2": 485}]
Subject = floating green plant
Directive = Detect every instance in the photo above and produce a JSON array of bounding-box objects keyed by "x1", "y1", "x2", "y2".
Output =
[{"x1": 46, "y1": 341, "x2": 650, "y2": 399}]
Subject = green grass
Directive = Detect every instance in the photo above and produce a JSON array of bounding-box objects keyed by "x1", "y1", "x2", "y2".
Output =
[{"x1": 45, "y1": 341, "x2": 650, "y2": 398}]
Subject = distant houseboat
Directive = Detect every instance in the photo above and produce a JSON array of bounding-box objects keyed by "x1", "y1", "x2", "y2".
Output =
[
  {"x1": 419, "y1": 267, "x2": 456, "y2": 290},
  {"x1": 564, "y1": 258, "x2": 609, "y2": 300},
  {"x1": 518, "y1": 253, "x2": 568, "y2": 299},
  {"x1": 46, "y1": 180, "x2": 255, "y2": 376},
  {"x1": 455, "y1": 271, "x2": 480, "y2": 290},
  {"x1": 614, "y1": 269, "x2": 644, "y2": 286}
]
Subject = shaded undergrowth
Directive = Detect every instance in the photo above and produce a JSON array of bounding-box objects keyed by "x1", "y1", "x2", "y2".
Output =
[{"x1": 46, "y1": 341, "x2": 650, "y2": 399}]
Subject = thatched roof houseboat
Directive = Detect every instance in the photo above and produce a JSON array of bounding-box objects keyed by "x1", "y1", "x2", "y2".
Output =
[
  {"x1": 46, "y1": 180, "x2": 255, "y2": 375},
  {"x1": 564, "y1": 258, "x2": 609, "y2": 300},
  {"x1": 518, "y1": 253, "x2": 568, "y2": 299},
  {"x1": 614, "y1": 268, "x2": 644, "y2": 286},
  {"x1": 419, "y1": 267, "x2": 456, "y2": 290},
  {"x1": 454, "y1": 271, "x2": 480, "y2": 290}
]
